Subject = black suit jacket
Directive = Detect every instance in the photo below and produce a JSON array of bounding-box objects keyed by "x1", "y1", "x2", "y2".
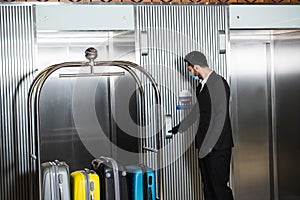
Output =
[{"x1": 178, "y1": 72, "x2": 234, "y2": 151}]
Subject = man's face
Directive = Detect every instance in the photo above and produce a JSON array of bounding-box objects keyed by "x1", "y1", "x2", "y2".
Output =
[
  {"x1": 186, "y1": 63, "x2": 194, "y2": 73},
  {"x1": 186, "y1": 63, "x2": 201, "y2": 78}
]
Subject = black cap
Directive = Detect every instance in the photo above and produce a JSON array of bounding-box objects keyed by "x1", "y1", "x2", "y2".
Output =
[{"x1": 184, "y1": 51, "x2": 208, "y2": 67}]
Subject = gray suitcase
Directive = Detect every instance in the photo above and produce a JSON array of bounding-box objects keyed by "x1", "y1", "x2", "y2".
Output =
[{"x1": 41, "y1": 160, "x2": 71, "y2": 200}]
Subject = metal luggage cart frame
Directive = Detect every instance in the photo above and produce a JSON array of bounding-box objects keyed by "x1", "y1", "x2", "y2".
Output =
[{"x1": 28, "y1": 47, "x2": 164, "y2": 200}]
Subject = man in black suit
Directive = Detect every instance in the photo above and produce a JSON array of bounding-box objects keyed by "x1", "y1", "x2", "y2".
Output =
[{"x1": 169, "y1": 51, "x2": 234, "y2": 200}]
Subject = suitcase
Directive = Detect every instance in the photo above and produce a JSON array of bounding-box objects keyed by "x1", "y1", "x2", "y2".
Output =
[
  {"x1": 126, "y1": 165, "x2": 156, "y2": 200},
  {"x1": 41, "y1": 160, "x2": 71, "y2": 200},
  {"x1": 70, "y1": 169, "x2": 100, "y2": 200},
  {"x1": 91, "y1": 156, "x2": 129, "y2": 200}
]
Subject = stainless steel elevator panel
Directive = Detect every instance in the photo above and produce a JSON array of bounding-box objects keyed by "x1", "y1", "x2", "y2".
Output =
[
  {"x1": 37, "y1": 31, "x2": 139, "y2": 170},
  {"x1": 230, "y1": 31, "x2": 271, "y2": 200},
  {"x1": 273, "y1": 31, "x2": 300, "y2": 200},
  {"x1": 230, "y1": 30, "x2": 300, "y2": 200},
  {"x1": 39, "y1": 72, "x2": 140, "y2": 171}
]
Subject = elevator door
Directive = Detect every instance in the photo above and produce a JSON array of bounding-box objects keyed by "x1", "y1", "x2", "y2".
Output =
[
  {"x1": 230, "y1": 30, "x2": 300, "y2": 200},
  {"x1": 39, "y1": 71, "x2": 140, "y2": 171},
  {"x1": 230, "y1": 31, "x2": 272, "y2": 200},
  {"x1": 37, "y1": 31, "x2": 140, "y2": 171},
  {"x1": 273, "y1": 31, "x2": 300, "y2": 200}
]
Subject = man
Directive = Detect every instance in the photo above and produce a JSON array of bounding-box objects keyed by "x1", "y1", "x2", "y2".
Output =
[{"x1": 169, "y1": 51, "x2": 234, "y2": 200}]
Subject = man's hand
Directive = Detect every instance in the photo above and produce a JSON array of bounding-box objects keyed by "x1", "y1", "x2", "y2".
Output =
[{"x1": 168, "y1": 124, "x2": 180, "y2": 135}]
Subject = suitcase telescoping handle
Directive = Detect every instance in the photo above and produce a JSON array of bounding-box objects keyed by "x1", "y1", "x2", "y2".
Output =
[
  {"x1": 58, "y1": 174, "x2": 64, "y2": 200},
  {"x1": 91, "y1": 159, "x2": 104, "y2": 170},
  {"x1": 89, "y1": 174, "x2": 95, "y2": 200},
  {"x1": 103, "y1": 157, "x2": 121, "y2": 200},
  {"x1": 59, "y1": 186, "x2": 63, "y2": 200},
  {"x1": 52, "y1": 162, "x2": 64, "y2": 200},
  {"x1": 148, "y1": 188, "x2": 153, "y2": 200}
]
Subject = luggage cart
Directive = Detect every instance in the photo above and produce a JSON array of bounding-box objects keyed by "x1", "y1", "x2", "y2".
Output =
[{"x1": 28, "y1": 47, "x2": 164, "y2": 200}]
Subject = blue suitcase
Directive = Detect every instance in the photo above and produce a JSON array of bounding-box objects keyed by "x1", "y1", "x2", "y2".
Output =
[{"x1": 126, "y1": 165, "x2": 156, "y2": 200}]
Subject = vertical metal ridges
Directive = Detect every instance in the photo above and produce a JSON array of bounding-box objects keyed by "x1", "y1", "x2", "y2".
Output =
[
  {"x1": 0, "y1": 5, "x2": 35, "y2": 200},
  {"x1": 136, "y1": 5, "x2": 228, "y2": 200}
]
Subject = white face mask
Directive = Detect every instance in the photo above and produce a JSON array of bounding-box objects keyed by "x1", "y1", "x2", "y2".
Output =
[{"x1": 189, "y1": 71, "x2": 200, "y2": 81}]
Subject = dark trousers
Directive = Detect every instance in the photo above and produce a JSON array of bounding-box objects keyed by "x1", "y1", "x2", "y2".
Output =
[{"x1": 198, "y1": 148, "x2": 234, "y2": 200}]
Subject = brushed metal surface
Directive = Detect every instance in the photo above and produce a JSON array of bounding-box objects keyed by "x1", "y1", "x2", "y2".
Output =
[
  {"x1": 1, "y1": 4, "x2": 229, "y2": 200},
  {"x1": 273, "y1": 31, "x2": 300, "y2": 200},
  {"x1": 230, "y1": 29, "x2": 300, "y2": 200},
  {"x1": 136, "y1": 5, "x2": 229, "y2": 200},
  {"x1": 36, "y1": 31, "x2": 139, "y2": 169},
  {"x1": 230, "y1": 35, "x2": 271, "y2": 200},
  {"x1": 0, "y1": 4, "x2": 35, "y2": 200}
]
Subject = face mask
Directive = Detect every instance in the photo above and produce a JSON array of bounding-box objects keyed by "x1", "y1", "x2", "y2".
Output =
[{"x1": 189, "y1": 71, "x2": 200, "y2": 81}]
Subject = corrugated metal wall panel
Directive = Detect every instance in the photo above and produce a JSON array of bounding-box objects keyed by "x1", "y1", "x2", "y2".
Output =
[
  {"x1": 136, "y1": 5, "x2": 228, "y2": 200},
  {"x1": 0, "y1": 5, "x2": 36, "y2": 200}
]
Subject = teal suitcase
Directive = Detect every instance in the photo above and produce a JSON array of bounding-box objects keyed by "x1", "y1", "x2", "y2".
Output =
[{"x1": 126, "y1": 165, "x2": 156, "y2": 200}]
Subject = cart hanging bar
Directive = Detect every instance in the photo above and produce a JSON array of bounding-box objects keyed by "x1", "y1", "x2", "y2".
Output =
[
  {"x1": 28, "y1": 47, "x2": 164, "y2": 200},
  {"x1": 59, "y1": 71, "x2": 125, "y2": 78},
  {"x1": 59, "y1": 48, "x2": 126, "y2": 78}
]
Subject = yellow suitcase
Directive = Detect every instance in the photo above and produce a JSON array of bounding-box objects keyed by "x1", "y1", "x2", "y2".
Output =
[{"x1": 70, "y1": 169, "x2": 100, "y2": 200}]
